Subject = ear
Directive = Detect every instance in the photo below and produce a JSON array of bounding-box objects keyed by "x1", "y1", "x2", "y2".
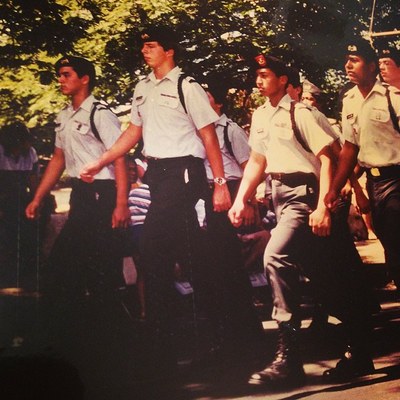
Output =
[
  {"x1": 280, "y1": 75, "x2": 288, "y2": 86},
  {"x1": 367, "y1": 61, "x2": 378, "y2": 75},
  {"x1": 81, "y1": 74, "x2": 90, "y2": 86},
  {"x1": 166, "y1": 48, "x2": 175, "y2": 58}
]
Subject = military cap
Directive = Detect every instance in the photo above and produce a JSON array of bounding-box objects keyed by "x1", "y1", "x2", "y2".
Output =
[
  {"x1": 345, "y1": 39, "x2": 377, "y2": 63},
  {"x1": 139, "y1": 25, "x2": 179, "y2": 48},
  {"x1": 376, "y1": 42, "x2": 400, "y2": 66},
  {"x1": 250, "y1": 54, "x2": 289, "y2": 77},
  {"x1": 302, "y1": 79, "x2": 321, "y2": 96},
  {"x1": 55, "y1": 55, "x2": 96, "y2": 84}
]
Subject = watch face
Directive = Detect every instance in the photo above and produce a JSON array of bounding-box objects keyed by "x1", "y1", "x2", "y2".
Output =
[{"x1": 214, "y1": 177, "x2": 226, "y2": 185}]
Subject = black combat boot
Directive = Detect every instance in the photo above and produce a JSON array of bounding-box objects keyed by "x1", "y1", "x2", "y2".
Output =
[
  {"x1": 323, "y1": 345, "x2": 375, "y2": 381},
  {"x1": 248, "y1": 321, "x2": 305, "y2": 387}
]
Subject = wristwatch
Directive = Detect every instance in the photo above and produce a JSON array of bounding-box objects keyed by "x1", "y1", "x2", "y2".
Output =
[{"x1": 213, "y1": 177, "x2": 227, "y2": 186}]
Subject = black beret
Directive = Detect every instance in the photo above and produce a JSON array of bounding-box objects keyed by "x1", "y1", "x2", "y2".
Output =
[
  {"x1": 139, "y1": 25, "x2": 179, "y2": 48},
  {"x1": 345, "y1": 39, "x2": 377, "y2": 63},
  {"x1": 55, "y1": 55, "x2": 96, "y2": 82},
  {"x1": 250, "y1": 54, "x2": 289, "y2": 77},
  {"x1": 376, "y1": 42, "x2": 400, "y2": 65}
]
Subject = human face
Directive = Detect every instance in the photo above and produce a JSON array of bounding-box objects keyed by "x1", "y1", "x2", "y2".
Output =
[
  {"x1": 141, "y1": 41, "x2": 170, "y2": 70},
  {"x1": 57, "y1": 66, "x2": 87, "y2": 96},
  {"x1": 379, "y1": 57, "x2": 400, "y2": 86},
  {"x1": 286, "y1": 84, "x2": 301, "y2": 101},
  {"x1": 255, "y1": 68, "x2": 286, "y2": 103},
  {"x1": 345, "y1": 55, "x2": 375, "y2": 86},
  {"x1": 301, "y1": 93, "x2": 317, "y2": 107}
]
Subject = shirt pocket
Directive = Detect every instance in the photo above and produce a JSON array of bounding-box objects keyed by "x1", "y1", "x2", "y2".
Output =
[
  {"x1": 71, "y1": 120, "x2": 90, "y2": 136},
  {"x1": 369, "y1": 108, "x2": 390, "y2": 124},
  {"x1": 157, "y1": 93, "x2": 180, "y2": 109},
  {"x1": 275, "y1": 125, "x2": 293, "y2": 141}
]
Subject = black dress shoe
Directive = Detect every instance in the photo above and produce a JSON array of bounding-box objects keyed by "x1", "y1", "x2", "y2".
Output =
[{"x1": 323, "y1": 346, "x2": 375, "y2": 382}]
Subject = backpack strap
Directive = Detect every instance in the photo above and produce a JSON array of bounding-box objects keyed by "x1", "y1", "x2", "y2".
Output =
[
  {"x1": 290, "y1": 101, "x2": 312, "y2": 153},
  {"x1": 90, "y1": 101, "x2": 113, "y2": 143},
  {"x1": 177, "y1": 74, "x2": 197, "y2": 114},
  {"x1": 223, "y1": 122, "x2": 235, "y2": 157},
  {"x1": 385, "y1": 87, "x2": 400, "y2": 134}
]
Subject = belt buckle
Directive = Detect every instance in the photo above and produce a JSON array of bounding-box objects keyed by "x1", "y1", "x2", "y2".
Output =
[{"x1": 370, "y1": 167, "x2": 380, "y2": 177}]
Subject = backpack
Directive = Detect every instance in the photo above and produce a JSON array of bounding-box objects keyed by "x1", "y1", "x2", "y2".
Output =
[
  {"x1": 89, "y1": 101, "x2": 114, "y2": 143},
  {"x1": 385, "y1": 87, "x2": 400, "y2": 134},
  {"x1": 177, "y1": 73, "x2": 235, "y2": 157},
  {"x1": 290, "y1": 101, "x2": 312, "y2": 153}
]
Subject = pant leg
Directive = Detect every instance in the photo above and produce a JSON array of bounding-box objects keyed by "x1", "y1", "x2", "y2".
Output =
[
  {"x1": 367, "y1": 177, "x2": 400, "y2": 288},
  {"x1": 266, "y1": 179, "x2": 317, "y2": 326},
  {"x1": 205, "y1": 198, "x2": 264, "y2": 343},
  {"x1": 45, "y1": 180, "x2": 118, "y2": 298},
  {"x1": 139, "y1": 157, "x2": 210, "y2": 362}
]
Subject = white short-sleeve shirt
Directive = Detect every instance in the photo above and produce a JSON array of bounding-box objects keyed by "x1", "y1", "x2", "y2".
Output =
[
  {"x1": 342, "y1": 80, "x2": 400, "y2": 168},
  {"x1": 0, "y1": 145, "x2": 38, "y2": 171},
  {"x1": 204, "y1": 114, "x2": 250, "y2": 182},
  {"x1": 130, "y1": 66, "x2": 219, "y2": 159},
  {"x1": 249, "y1": 95, "x2": 333, "y2": 177},
  {"x1": 55, "y1": 95, "x2": 121, "y2": 179}
]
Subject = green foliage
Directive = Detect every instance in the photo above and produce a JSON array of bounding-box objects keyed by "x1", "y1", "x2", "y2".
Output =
[{"x1": 1, "y1": 0, "x2": 399, "y2": 151}]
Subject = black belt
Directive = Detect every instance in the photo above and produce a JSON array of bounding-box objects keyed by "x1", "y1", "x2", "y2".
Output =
[
  {"x1": 270, "y1": 172, "x2": 316, "y2": 187},
  {"x1": 147, "y1": 155, "x2": 196, "y2": 163},
  {"x1": 366, "y1": 165, "x2": 400, "y2": 180}
]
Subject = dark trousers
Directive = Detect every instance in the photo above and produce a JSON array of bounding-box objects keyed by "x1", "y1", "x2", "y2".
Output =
[
  {"x1": 367, "y1": 174, "x2": 400, "y2": 289},
  {"x1": 205, "y1": 180, "x2": 264, "y2": 344},
  {"x1": 45, "y1": 179, "x2": 122, "y2": 298},
  {"x1": 139, "y1": 156, "x2": 212, "y2": 362}
]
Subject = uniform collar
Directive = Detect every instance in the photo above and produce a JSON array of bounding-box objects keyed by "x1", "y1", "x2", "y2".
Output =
[
  {"x1": 346, "y1": 79, "x2": 384, "y2": 99},
  {"x1": 215, "y1": 113, "x2": 228, "y2": 127},
  {"x1": 67, "y1": 94, "x2": 96, "y2": 112},
  {"x1": 147, "y1": 66, "x2": 182, "y2": 84},
  {"x1": 266, "y1": 93, "x2": 292, "y2": 111}
]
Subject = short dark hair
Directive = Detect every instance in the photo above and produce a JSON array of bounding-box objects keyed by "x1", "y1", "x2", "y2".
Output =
[
  {"x1": 286, "y1": 66, "x2": 301, "y2": 89},
  {"x1": 203, "y1": 75, "x2": 228, "y2": 105},
  {"x1": 55, "y1": 55, "x2": 96, "y2": 90}
]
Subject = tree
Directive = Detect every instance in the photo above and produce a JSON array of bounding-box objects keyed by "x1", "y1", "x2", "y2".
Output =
[{"x1": 1, "y1": 0, "x2": 399, "y2": 140}]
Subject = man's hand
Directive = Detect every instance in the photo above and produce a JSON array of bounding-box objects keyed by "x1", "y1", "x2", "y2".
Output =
[
  {"x1": 25, "y1": 199, "x2": 41, "y2": 220},
  {"x1": 309, "y1": 206, "x2": 331, "y2": 237},
  {"x1": 112, "y1": 204, "x2": 130, "y2": 229},
  {"x1": 239, "y1": 203, "x2": 256, "y2": 226},
  {"x1": 80, "y1": 161, "x2": 102, "y2": 183},
  {"x1": 354, "y1": 188, "x2": 371, "y2": 214},
  {"x1": 228, "y1": 201, "x2": 246, "y2": 227},
  {"x1": 212, "y1": 184, "x2": 231, "y2": 212},
  {"x1": 324, "y1": 189, "x2": 340, "y2": 211}
]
